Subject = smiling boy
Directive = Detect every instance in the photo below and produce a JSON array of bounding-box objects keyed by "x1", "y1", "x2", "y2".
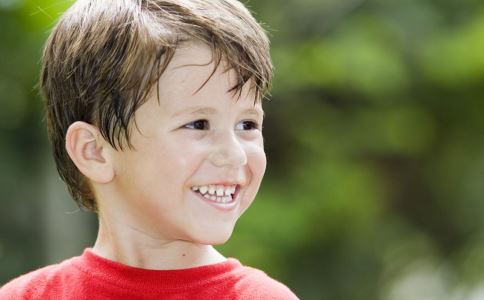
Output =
[{"x1": 0, "y1": 0, "x2": 299, "y2": 299}]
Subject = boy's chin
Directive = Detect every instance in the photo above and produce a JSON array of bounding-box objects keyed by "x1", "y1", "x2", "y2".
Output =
[
  {"x1": 207, "y1": 236, "x2": 231, "y2": 246},
  {"x1": 190, "y1": 227, "x2": 235, "y2": 246}
]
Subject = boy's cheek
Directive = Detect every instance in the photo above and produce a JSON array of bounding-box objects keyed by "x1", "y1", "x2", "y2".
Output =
[{"x1": 249, "y1": 148, "x2": 267, "y2": 178}]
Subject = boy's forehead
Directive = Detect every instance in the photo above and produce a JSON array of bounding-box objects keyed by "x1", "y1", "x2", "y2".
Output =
[
  {"x1": 163, "y1": 42, "x2": 233, "y2": 89},
  {"x1": 168, "y1": 41, "x2": 214, "y2": 71},
  {"x1": 156, "y1": 42, "x2": 258, "y2": 108}
]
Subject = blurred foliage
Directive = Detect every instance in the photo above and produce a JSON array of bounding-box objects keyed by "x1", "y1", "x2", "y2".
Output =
[{"x1": 1, "y1": 0, "x2": 484, "y2": 299}]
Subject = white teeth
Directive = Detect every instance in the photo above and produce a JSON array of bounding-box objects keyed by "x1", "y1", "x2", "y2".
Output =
[
  {"x1": 225, "y1": 186, "x2": 236, "y2": 196},
  {"x1": 208, "y1": 185, "x2": 216, "y2": 195},
  {"x1": 216, "y1": 185, "x2": 224, "y2": 196},
  {"x1": 195, "y1": 184, "x2": 238, "y2": 203},
  {"x1": 192, "y1": 184, "x2": 238, "y2": 204},
  {"x1": 202, "y1": 193, "x2": 233, "y2": 204},
  {"x1": 199, "y1": 186, "x2": 208, "y2": 194}
]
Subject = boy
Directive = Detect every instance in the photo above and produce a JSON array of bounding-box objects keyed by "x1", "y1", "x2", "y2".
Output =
[{"x1": 0, "y1": 0, "x2": 298, "y2": 299}]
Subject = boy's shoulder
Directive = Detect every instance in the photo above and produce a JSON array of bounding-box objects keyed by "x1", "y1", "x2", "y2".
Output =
[
  {"x1": 0, "y1": 256, "x2": 78, "y2": 299},
  {"x1": 226, "y1": 261, "x2": 299, "y2": 299}
]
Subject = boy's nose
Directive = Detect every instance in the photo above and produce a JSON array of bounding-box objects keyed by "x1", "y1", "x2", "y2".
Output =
[{"x1": 209, "y1": 131, "x2": 247, "y2": 168}]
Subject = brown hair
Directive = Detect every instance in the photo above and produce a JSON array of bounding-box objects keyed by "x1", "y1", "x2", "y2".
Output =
[{"x1": 40, "y1": 0, "x2": 273, "y2": 211}]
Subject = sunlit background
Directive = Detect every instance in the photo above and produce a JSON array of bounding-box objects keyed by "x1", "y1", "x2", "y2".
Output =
[{"x1": 2, "y1": 0, "x2": 484, "y2": 299}]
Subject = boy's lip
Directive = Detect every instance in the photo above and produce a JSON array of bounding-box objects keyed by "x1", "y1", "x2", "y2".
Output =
[
  {"x1": 192, "y1": 182, "x2": 243, "y2": 187},
  {"x1": 189, "y1": 182, "x2": 245, "y2": 193}
]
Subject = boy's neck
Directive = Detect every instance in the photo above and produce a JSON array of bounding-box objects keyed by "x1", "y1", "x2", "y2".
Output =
[{"x1": 92, "y1": 215, "x2": 227, "y2": 270}]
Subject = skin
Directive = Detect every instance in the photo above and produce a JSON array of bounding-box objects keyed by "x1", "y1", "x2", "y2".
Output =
[{"x1": 66, "y1": 42, "x2": 266, "y2": 270}]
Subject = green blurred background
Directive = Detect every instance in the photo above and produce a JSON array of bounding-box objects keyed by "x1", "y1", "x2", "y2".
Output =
[{"x1": 2, "y1": 0, "x2": 484, "y2": 299}]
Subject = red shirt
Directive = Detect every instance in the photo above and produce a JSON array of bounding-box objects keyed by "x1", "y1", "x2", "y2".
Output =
[{"x1": 0, "y1": 249, "x2": 298, "y2": 299}]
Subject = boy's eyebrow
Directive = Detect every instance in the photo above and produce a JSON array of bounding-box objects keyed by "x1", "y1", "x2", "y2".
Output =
[
  {"x1": 172, "y1": 107, "x2": 217, "y2": 117},
  {"x1": 172, "y1": 106, "x2": 264, "y2": 118},
  {"x1": 241, "y1": 107, "x2": 265, "y2": 118}
]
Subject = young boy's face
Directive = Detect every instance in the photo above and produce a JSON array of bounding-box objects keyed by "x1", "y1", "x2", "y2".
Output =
[{"x1": 104, "y1": 42, "x2": 266, "y2": 245}]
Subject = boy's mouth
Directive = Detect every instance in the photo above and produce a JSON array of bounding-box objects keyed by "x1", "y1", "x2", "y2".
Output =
[{"x1": 191, "y1": 184, "x2": 240, "y2": 204}]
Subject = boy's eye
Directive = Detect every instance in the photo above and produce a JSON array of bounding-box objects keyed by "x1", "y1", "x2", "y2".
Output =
[
  {"x1": 235, "y1": 120, "x2": 260, "y2": 131},
  {"x1": 184, "y1": 119, "x2": 210, "y2": 130}
]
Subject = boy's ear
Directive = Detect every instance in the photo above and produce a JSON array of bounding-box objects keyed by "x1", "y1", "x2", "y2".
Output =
[{"x1": 65, "y1": 121, "x2": 114, "y2": 184}]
